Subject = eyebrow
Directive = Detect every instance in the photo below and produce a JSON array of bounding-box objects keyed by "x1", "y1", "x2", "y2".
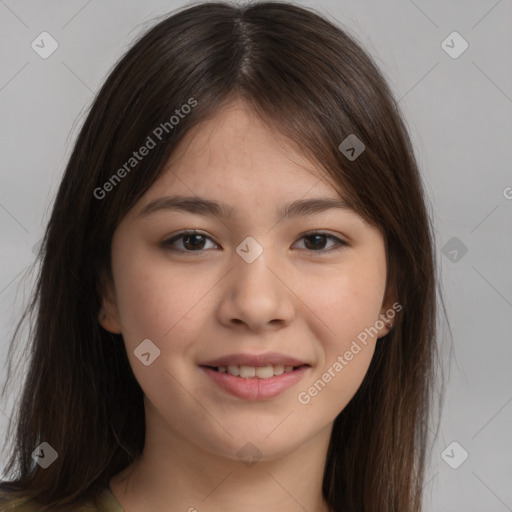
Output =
[{"x1": 137, "y1": 195, "x2": 353, "y2": 222}]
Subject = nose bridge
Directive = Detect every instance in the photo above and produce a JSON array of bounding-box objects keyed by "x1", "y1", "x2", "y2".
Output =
[
  {"x1": 234, "y1": 235, "x2": 280, "y2": 296},
  {"x1": 218, "y1": 234, "x2": 295, "y2": 329}
]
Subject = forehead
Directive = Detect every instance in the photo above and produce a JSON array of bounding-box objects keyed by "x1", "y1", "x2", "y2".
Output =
[{"x1": 147, "y1": 100, "x2": 340, "y2": 199}]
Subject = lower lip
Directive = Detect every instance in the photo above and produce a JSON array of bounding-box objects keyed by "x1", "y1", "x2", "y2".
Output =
[{"x1": 200, "y1": 366, "x2": 310, "y2": 400}]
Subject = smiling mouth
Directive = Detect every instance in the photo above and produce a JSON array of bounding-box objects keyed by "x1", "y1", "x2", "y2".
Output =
[
  {"x1": 200, "y1": 363, "x2": 310, "y2": 400},
  {"x1": 203, "y1": 364, "x2": 308, "y2": 379}
]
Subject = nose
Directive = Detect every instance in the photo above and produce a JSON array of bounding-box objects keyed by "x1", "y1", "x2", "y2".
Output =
[{"x1": 216, "y1": 245, "x2": 296, "y2": 333}]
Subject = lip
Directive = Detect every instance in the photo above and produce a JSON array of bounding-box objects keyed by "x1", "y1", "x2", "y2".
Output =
[
  {"x1": 199, "y1": 352, "x2": 309, "y2": 367},
  {"x1": 200, "y1": 365, "x2": 310, "y2": 401}
]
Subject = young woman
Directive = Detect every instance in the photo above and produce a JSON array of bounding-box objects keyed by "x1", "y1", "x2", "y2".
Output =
[{"x1": 0, "y1": 1, "x2": 444, "y2": 510}]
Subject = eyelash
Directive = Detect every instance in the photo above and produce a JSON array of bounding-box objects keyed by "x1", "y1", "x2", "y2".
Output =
[{"x1": 161, "y1": 230, "x2": 348, "y2": 255}]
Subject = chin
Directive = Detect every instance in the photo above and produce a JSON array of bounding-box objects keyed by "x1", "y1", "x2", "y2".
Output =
[{"x1": 195, "y1": 420, "x2": 314, "y2": 462}]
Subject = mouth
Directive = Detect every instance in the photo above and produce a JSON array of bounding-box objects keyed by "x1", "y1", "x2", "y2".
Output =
[
  {"x1": 202, "y1": 364, "x2": 309, "y2": 379},
  {"x1": 199, "y1": 356, "x2": 311, "y2": 400}
]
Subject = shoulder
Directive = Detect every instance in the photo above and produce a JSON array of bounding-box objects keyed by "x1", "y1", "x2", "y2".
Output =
[{"x1": 0, "y1": 486, "x2": 123, "y2": 511}]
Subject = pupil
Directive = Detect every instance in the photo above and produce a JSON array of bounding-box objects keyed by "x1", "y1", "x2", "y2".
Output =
[
  {"x1": 305, "y1": 234, "x2": 326, "y2": 250},
  {"x1": 184, "y1": 234, "x2": 205, "y2": 250}
]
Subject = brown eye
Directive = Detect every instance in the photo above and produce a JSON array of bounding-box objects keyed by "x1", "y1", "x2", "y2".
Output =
[
  {"x1": 293, "y1": 232, "x2": 347, "y2": 253},
  {"x1": 162, "y1": 231, "x2": 218, "y2": 252}
]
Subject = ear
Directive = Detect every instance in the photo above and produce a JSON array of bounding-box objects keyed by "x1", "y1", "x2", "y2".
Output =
[
  {"x1": 97, "y1": 269, "x2": 122, "y2": 334},
  {"x1": 376, "y1": 277, "x2": 398, "y2": 339}
]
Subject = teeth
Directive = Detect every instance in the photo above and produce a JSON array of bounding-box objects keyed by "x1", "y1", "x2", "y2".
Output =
[
  {"x1": 227, "y1": 365, "x2": 239, "y2": 376},
  {"x1": 255, "y1": 365, "x2": 274, "y2": 378},
  {"x1": 239, "y1": 366, "x2": 256, "y2": 378},
  {"x1": 217, "y1": 364, "x2": 299, "y2": 379},
  {"x1": 273, "y1": 364, "x2": 284, "y2": 375}
]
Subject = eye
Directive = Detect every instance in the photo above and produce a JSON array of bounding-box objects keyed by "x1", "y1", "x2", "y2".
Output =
[
  {"x1": 161, "y1": 230, "x2": 347, "y2": 254},
  {"x1": 292, "y1": 232, "x2": 347, "y2": 253},
  {"x1": 161, "y1": 230, "x2": 218, "y2": 252}
]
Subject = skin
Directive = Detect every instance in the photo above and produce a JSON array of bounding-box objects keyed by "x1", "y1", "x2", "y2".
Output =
[{"x1": 99, "y1": 99, "x2": 396, "y2": 512}]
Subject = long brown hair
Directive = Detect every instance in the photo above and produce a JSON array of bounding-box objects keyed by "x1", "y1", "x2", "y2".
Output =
[{"x1": 0, "y1": 2, "x2": 445, "y2": 510}]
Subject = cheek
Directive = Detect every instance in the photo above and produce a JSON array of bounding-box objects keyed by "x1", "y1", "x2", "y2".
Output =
[
  {"x1": 295, "y1": 280, "x2": 381, "y2": 417},
  {"x1": 110, "y1": 246, "x2": 200, "y2": 351},
  {"x1": 111, "y1": 260, "x2": 209, "y2": 407},
  {"x1": 110, "y1": 249, "x2": 229, "y2": 386},
  {"x1": 292, "y1": 259, "x2": 385, "y2": 410},
  {"x1": 298, "y1": 259, "x2": 386, "y2": 346}
]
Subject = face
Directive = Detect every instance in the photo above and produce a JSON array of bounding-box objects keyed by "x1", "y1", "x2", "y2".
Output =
[{"x1": 99, "y1": 99, "x2": 396, "y2": 463}]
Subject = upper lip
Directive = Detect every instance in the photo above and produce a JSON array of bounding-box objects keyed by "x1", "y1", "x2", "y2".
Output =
[{"x1": 200, "y1": 352, "x2": 310, "y2": 368}]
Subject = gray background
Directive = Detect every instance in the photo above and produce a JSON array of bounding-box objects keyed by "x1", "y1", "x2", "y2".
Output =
[{"x1": 0, "y1": 1, "x2": 511, "y2": 510}]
